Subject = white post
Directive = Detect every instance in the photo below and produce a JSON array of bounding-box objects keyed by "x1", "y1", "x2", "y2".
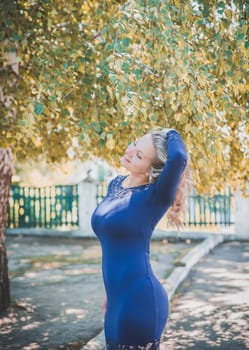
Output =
[
  {"x1": 78, "y1": 179, "x2": 97, "y2": 237},
  {"x1": 235, "y1": 185, "x2": 249, "y2": 237}
]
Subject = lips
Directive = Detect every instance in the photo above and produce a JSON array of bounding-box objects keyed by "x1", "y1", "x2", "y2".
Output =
[{"x1": 121, "y1": 156, "x2": 131, "y2": 164}]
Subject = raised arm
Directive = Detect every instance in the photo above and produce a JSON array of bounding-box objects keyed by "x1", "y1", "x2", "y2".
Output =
[{"x1": 154, "y1": 130, "x2": 188, "y2": 204}]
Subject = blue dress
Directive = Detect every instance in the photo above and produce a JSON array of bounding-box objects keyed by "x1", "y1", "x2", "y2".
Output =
[{"x1": 91, "y1": 130, "x2": 187, "y2": 350}]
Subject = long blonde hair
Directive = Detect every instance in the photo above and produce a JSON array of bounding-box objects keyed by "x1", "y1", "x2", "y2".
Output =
[{"x1": 150, "y1": 129, "x2": 192, "y2": 229}]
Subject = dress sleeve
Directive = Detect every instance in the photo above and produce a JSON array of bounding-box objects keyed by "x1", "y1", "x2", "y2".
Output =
[{"x1": 154, "y1": 130, "x2": 188, "y2": 204}]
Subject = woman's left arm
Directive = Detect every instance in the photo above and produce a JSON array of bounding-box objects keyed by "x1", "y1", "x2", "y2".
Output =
[{"x1": 154, "y1": 130, "x2": 188, "y2": 204}]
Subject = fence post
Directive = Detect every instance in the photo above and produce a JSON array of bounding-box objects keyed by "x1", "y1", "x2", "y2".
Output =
[
  {"x1": 235, "y1": 185, "x2": 249, "y2": 237},
  {"x1": 78, "y1": 179, "x2": 97, "y2": 237}
]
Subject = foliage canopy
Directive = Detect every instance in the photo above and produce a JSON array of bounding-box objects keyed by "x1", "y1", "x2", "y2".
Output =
[{"x1": 0, "y1": 0, "x2": 248, "y2": 194}]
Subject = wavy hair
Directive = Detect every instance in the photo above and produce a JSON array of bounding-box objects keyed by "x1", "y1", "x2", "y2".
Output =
[{"x1": 150, "y1": 129, "x2": 192, "y2": 229}]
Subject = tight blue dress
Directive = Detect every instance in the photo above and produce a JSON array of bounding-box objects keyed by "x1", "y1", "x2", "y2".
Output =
[{"x1": 91, "y1": 130, "x2": 187, "y2": 350}]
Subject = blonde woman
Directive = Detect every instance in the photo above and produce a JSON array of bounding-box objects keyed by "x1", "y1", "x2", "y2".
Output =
[{"x1": 91, "y1": 129, "x2": 189, "y2": 350}]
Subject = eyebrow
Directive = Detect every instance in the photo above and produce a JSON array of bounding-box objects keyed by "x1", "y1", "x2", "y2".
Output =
[
  {"x1": 135, "y1": 140, "x2": 152, "y2": 159},
  {"x1": 134, "y1": 140, "x2": 145, "y2": 155}
]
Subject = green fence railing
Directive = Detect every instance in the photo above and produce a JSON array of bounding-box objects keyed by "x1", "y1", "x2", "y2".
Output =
[
  {"x1": 96, "y1": 181, "x2": 108, "y2": 205},
  {"x1": 186, "y1": 189, "x2": 234, "y2": 227},
  {"x1": 8, "y1": 185, "x2": 79, "y2": 229},
  {"x1": 96, "y1": 183, "x2": 234, "y2": 228},
  {"x1": 7, "y1": 183, "x2": 234, "y2": 230}
]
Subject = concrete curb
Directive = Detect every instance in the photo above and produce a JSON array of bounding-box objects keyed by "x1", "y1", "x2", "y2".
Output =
[
  {"x1": 80, "y1": 234, "x2": 224, "y2": 350},
  {"x1": 81, "y1": 330, "x2": 106, "y2": 350},
  {"x1": 4, "y1": 227, "x2": 224, "y2": 239},
  {"x1": 6, "y1": 228, "x2": 86, "y2": 238}
]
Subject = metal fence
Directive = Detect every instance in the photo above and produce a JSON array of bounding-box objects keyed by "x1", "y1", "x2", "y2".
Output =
[
  {"x1": 7, "y1": 185, "x2": 79, "y2": 229},
  {"x1": 96, "y1": 183, "x2": 234, "y2": 228},
  {"x1": 186, "y1": 188, "x2": 234, "y2": 227},
  {"x1": 96, "y1": 182, "x2": 108, "y2": 205},
  {"x1": 7, "y1": 183, "x2": 234, "y2": 230}
]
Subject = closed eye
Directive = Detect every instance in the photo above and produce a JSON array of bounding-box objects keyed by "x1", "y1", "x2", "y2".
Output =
[
  {"x1": 132, "y1": 140, "x2": 144, "y2": 159},
  {"x1": 136, "y1": 151, "x2": 142, "y2": 159}
]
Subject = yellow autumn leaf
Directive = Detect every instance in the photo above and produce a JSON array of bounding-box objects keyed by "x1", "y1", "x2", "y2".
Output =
[
  {"x1": 0, "y1": 0, "x2": 247, "y2": 195},
  {"x1": 174, "y1": 113, "x2": 181, "y2": 121}
]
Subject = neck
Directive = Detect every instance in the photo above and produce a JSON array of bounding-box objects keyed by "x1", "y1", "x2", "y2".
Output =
[{"x1": 123, "y1": 174, "x2": 149, "y2": 188}]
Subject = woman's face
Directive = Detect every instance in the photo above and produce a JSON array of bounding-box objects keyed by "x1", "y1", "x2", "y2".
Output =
[{"x1": 120, "y1": 134, "x2": 156, "y2": 177}]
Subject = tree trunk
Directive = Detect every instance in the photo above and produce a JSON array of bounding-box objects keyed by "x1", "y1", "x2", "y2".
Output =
[{"x1": 0, "y1": 148, "x2": 13, "y2": 312}]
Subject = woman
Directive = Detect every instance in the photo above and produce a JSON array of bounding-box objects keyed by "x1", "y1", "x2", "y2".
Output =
[{"x1": 91, "y1": 128, "x2": 188, "y2": 350}]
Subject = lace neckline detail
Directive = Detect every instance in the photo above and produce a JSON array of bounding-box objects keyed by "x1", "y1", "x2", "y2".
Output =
[
  {"x1": 121, "y1": 175, "x2": 150, "y2": 190},
  {"x1": 109, "y1": 175, "x2": 150, "y2": 198}
]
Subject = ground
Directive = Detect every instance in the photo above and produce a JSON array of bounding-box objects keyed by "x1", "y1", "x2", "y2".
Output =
[{"x1": 162, "y1": 241, "x2": 249, "y2": 350}]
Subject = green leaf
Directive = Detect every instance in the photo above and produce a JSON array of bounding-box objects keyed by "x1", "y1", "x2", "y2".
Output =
[
  {"x1": 133, "y1": 69, "x2": 142, "y2": 80},
  {"x1": 122, "y1": 62, "x2": 130, "y2": 74},
  {"x1": 18, "y1": 119, "x2": 29, "y2": 127},
  {"x1": 225, "y1": 49, "x2": 232, "y2": 57},
  {"x1": 194, "y1": 114, "x2": 202, "y2": 121},
  {"x1": 236, "y1": 33, "x2": 245, "y2": 41},
  {"x1": 122, "y1": 37, "x2": 131, "y2": 48},
  {"x1": 79, "y1": 133, "x2": 85, "y2": 141},
  {"x1": 34, "y1": 102, "x2": 44, "y2": 115},
  {"x1": 210, "y1": 145, "x2": 216, "y2": 154},
  {"x1": 0, "y1": 117, "x2": 9, "y2": 126},
  {"x1": 107, "y1": 43, "x2": 115, "y2": 51},
  {"x1": 218, "y1": 1, "x2": 225, "y2": 9},
  {"x1": 151, "y1": 114, "x2": 158, "y2": 122},
  {"x1": 90, "y1": 122, "x2": 102, "y2": 133},
  {"x1": 146, "y1": 41, "x2": 153, "y2": 49},
  {"x1": 109, "y1": 73, "x2": 117, "y2": 83},
  {"x1": 206, "y1": 112, "x2": 214, "y2": 118}
]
